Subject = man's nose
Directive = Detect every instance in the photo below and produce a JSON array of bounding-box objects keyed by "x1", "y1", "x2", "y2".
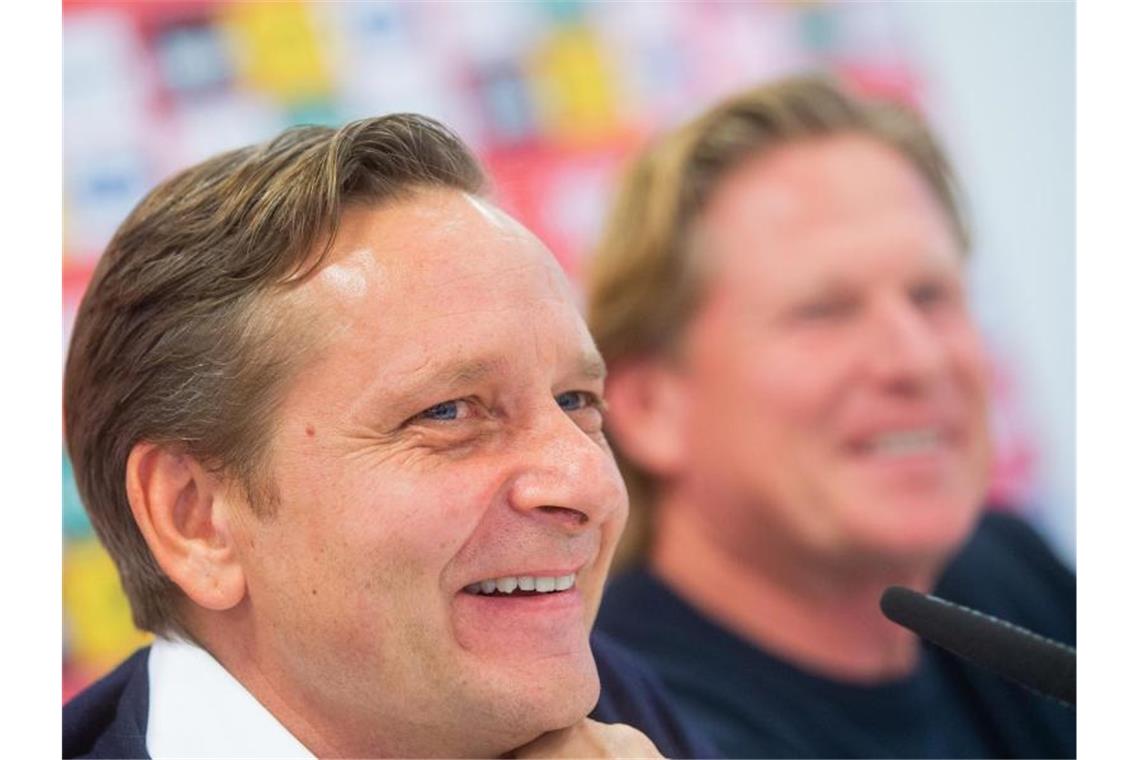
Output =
[
  {"x1": 862, "y1": 296, "x2": 948, "y2": 390},
  {"x1": 506, "y1": 405, "x2": 627, "y2": 533}
]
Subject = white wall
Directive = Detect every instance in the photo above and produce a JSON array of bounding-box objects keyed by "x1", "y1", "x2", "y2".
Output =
[{"x1": 894, "y1": 2, "x2": 1075, "y2": 563}]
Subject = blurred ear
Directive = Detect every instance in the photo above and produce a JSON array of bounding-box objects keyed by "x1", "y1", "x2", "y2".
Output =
[
  {"x1": 125, "y1": 443, "x2": 246, "y2": 612},
  {"x1": 603, "y1": 358, "x2": 690, "y2": 479}
]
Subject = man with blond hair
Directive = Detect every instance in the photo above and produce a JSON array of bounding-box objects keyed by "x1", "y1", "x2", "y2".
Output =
[
  {"x1": 62, "y1": 114, "x2": 713, "y2": 758},
  {"x1": 588, "y1": 76, "x2": 1075, "y2": 758}
]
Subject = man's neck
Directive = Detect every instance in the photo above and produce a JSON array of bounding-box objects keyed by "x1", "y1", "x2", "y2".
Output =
[
  {"x1": 185, "y1": 609, "x2": 519, "y2": 758},
  {"x1": 185, "y1": 613, "x2": 346, "y2": 756},
  {"x1": 650, "y1": 496, "x2": 938, "y2": 682}
]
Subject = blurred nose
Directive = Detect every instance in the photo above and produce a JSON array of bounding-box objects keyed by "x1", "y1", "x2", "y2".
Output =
[
  {"x1": 863, "y1": 295, "x2": 948, "y2": 392},
  {"x1": 506, "y1": 404, "x2": 627, "y2": 534}
]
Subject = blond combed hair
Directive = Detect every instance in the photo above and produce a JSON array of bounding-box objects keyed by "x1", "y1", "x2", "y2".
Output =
[{"x1": 586, "y1": 75, "x2": 970, "y2": 567}]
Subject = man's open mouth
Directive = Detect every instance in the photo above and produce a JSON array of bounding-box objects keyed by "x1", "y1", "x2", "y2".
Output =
[{"x1": 462, "y1": 573, "x2": 577, "y2": 596}]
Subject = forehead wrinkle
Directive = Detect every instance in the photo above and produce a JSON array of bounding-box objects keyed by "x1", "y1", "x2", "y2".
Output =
[{"x1": 409, "y1": 260, "x2": 540, "y2": 299}]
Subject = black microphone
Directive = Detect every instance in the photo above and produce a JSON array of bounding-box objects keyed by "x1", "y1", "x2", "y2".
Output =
[{"x1": 880, "y1": 585, "x2": 1075, "y2": 707}]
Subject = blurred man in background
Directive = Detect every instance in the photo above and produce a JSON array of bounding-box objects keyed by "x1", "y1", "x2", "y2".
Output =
[
  {"x1": 589, "y1": 76, "x2": 1075, "y2": 758},
  {"x1": 62, "y1": 114, "x2": 712, "y2": 758}
]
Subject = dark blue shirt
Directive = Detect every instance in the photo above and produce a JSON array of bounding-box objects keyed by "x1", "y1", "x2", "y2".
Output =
[{"x1": 597, "y1": 512, "x2": 1076, "y2": 758}]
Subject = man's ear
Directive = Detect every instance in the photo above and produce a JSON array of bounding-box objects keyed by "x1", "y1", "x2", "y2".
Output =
[
  {"x1": 125, "y1": 442, "x2": 247, "y2": 612},
  {"x1": 603, "y1": 358, "x2": 690, "y2": 479}
]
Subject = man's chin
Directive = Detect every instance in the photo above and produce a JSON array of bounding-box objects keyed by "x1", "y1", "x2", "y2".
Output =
[
  {"x1": 477, "y1": 650, "x2": 601, "y2": 749},
  {"x1": 838, "y1": 505, "x2": 980, "y2": 570}
]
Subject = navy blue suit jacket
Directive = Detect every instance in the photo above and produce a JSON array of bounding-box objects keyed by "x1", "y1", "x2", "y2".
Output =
[{"x1": 63, "y1": 631, "x2": 717, "y2": 758}]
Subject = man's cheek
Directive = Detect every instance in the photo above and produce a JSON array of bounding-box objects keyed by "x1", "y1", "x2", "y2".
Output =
[{"x1": 351, "y1": 484, "x2": 486, "y2": 576}]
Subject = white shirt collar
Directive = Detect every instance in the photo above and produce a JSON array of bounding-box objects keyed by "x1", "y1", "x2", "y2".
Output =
[{"x1": 146, "y1": 636, "x2": 315, "y2": 759}]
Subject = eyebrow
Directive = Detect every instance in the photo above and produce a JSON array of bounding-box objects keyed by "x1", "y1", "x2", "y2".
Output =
[
  {"x1": 425, "y1": 352, "x2": 608, "y2": 387},
  {"x1": 435, "y1": 357, "x2": 507, "y2": 388},
  {"x1": 577, "y1": 352, "x2": 608, "y2": 382},
  {"x1": 379, "y1": 351, "x2": 607, "y2": 408}
]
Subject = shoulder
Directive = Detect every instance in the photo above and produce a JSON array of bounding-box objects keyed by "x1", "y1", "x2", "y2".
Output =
[
  {"x1": 597, "y1": 568, "x2": 684, "y2": 644},
  {"x1": 63, "y1": 647, "x2": 151, "y2": 759},
  {"x1": 933, "y1": 512, "x2": 1077, "y2": 755},
  {"x1": 936, "y1": 511, "x2": 1075, "y2": 645},
  {"x1": 591, "y1": 630, "x2": 719, "y2": 758},
  {"x1": 591, "y1": 627, "x2": 661, "y2": 686}
]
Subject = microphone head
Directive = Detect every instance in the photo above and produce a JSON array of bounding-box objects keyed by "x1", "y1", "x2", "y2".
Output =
[{"x1": 880, "y1": 585, "x2": 1075, "y2": 707}]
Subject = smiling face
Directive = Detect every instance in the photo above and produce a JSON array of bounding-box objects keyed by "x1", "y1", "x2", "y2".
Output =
[
  {"x1": 670, "y1": 135, "x2": 991, "y2": 573},
  {"x1": 225, "y1": 190, "x2": 627, "y2": 757}
]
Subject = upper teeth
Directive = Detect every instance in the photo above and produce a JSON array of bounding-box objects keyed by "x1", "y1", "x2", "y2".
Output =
[
  {"x1": 870, "y1": 429, "x2": 941, "y2": 455},
  {"x1": 466, "y1": 573, "x2": 576, "y2": 595}
]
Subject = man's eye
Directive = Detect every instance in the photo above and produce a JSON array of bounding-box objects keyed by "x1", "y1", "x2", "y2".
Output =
[
  {"x1": 795, "y1": 298, "x2": 855, "y2": 321},
  {"x1": 911, "y1": 282, "x2": 952, "y2": 308},
  {"x1": 415, "y1": 400, "x2": 465, "y2": 422},
  {"x1": 555, "y1": 391, "x2": 601, "y2": 413}
]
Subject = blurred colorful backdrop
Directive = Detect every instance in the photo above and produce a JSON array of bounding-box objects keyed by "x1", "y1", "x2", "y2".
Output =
[{"x1": 63, "y1": 0, "x2": 1074, "y2": 699}]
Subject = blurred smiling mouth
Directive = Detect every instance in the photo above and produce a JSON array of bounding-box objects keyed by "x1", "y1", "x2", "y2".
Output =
[
  {"x1": 865, "y1": 428, "x2": 945, "y2": 457},
  {"x1": 462, "y1": 572, "x2": 577, "y2": 596}
]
